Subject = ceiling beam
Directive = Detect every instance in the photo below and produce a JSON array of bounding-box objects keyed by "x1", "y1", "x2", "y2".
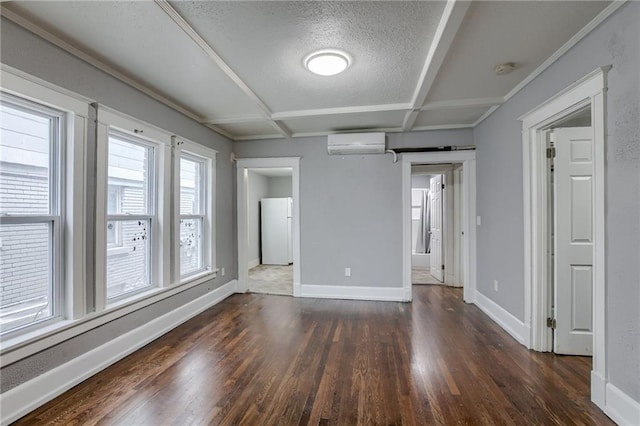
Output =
[
  {"x1": 154, "y1": 0, "x2": 292, "y2": 138},
  {"x1": 402, "y1": 0, "x2": 471, "y2": 131},
  {"x1": 421, "y1": 97, "x2": 503, "y2": 111}
]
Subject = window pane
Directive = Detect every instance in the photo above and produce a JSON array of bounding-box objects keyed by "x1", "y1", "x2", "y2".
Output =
[
  {"x1": 0, "y1": 103, "x2": 52, "y2": 214},
  {"x1": 180, "y1": 217, "x2": 203, "y2": 276},
  {"x1": 180, "y1": 157, "x2": 202, "y2": 215},
  {"x1": 0, "y1": 222, "x2": 53, "y2": 333},
  {"x1": 108, "y1": 135, "x2": 151, "y2": 215},
  {"x1": 106, "y1": 219, "x2": 152, "y2": 299}
]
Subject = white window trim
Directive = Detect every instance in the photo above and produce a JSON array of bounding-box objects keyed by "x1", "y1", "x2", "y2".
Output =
[
  {"x1": 172, "y1": 136, "x2": 217, "y2": 284},
  {"x1": 95, "y1": 105, "x2": 172, "y2": 311},
  {"x1": 0, "y1": 67, "x2": 88, "y2": 336}
]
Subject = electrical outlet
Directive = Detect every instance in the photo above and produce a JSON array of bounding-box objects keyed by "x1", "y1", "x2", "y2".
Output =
[
  {"x1": 493, "y1": 280, "x2": 499, "y2": 291},
  {"x1": 345, "y1": 267, "x2": 351, "y2": 277},
  {"x1": 221, "y1": 267, "x2": 225, "y2": 276}
]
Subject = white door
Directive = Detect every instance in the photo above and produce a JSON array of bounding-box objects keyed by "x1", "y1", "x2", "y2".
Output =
[
  {"x1": 553, "y1": 127, "x2": 593, "y2": 355},
  {"x1": 430, "y1": 175, "x2": 444, "y2": 282}
]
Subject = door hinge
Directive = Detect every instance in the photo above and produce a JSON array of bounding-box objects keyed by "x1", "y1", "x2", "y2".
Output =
[
  {"x1": 441, "y1": 264, "x2": 445, "y2": 270},
  {"x1": 546, "y1": 317, "x2": 556, "y2": 329},
  {"x1": 546, "y1": 147, "x2": 556, "y2": 158},
  {"x1": 442, "y1": 183, "x2": 445, "y2": 189}
]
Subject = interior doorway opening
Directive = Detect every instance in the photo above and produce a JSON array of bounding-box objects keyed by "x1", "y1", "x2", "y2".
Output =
[
  {"x1": 543, "y1": 106, "x2": 593, "y2": 356},
  {"x1": 236, "y1": 157, "x2": 301, "y2": 297},
  {"x1": 401, "y1": 151, "x2": 476, "y2": 303},
  {"x1": 410, "y1": 164, "x2": 464, "y2": 288},
  {"x1": 246, "y1": 167, "x2": 294, "y2": 296}
]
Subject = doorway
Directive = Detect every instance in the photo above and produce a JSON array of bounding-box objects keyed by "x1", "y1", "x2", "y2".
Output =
[
  {"x1": 246, "y1": 167, "x2": 293, "y2": 296},
  {"x1": 545, "y1": 107, "x2": 594, "y2": 355},
  {"x1": 521, "y1": 67, "x2": 608, "y2": 407},
  {"x1": 402, "y1": 151, "x2": 476, "y2": 303},
  {"x1": 236, "y1": 157, "x2": 301, "y2": 297},
  {"x1": 410, "y1": 165, "x2": 461, "y2": 288}
]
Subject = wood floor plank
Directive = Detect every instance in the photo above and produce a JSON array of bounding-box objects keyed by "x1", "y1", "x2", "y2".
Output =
[{"x1": 12, "y1": 286, "x2": 614, "y2": 425}]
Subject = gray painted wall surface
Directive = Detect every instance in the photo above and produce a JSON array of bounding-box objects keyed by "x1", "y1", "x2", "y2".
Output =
[
  {"x1": 247, "y1": 171, "x2": 269, "y2": 265},
  {"x1": 411, "y1": 175, "x2": 432, "y2": 189},
  {"x1": 473, "y1": 3, "x2": 639, "y2": 400},
  {"x1": 267, "y1": 176, "x2": 293, "y2": 198},
  {"x1": 234, "y1": 130, "x2": 472, "y2": 287},
  {"x1": 1, "y1": 18, "x2": 237, "y2": 392}
]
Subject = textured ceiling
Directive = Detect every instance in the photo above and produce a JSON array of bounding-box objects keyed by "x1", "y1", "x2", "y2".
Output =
[{"x1": 2, "y1": 1, "x2": 612, "y2": 141}]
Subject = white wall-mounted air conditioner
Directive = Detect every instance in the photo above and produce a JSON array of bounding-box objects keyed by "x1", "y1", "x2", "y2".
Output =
[{"x1": 327, "y1": 132, "x2": 386, "y2": 155}]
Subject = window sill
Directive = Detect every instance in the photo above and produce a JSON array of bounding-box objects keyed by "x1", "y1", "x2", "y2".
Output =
[{"x1": 0, "y1": 269, "x2": 219, "y2": 366}]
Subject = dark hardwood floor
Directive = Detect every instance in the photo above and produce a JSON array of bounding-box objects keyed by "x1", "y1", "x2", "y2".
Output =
[{"x1": 14, "y1": 286, "x2": 613, "y2": 425}]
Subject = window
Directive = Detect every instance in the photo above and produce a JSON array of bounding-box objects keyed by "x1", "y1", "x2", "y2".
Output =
[
  {"x1": 105, "y1": 132, "x2": 156, "y2": 300},
  {"x1": 0, "y1": 94, "x2": 63, "y2": 334},
  {"x1": 175, "y1": 139, "x2": 216, "y2": 281},
  {"x1": 179, "y1": 155, "x2": 205, "y2": 277}
]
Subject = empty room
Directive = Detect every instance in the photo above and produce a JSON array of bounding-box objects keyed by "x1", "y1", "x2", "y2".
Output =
[{"x1": 0, "y1": 1, "x2": 638, "y2": 425}]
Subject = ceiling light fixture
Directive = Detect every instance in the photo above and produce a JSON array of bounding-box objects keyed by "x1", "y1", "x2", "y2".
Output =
[{"x1": 304, "y1": 49, "x2": 351, "y2": 76}]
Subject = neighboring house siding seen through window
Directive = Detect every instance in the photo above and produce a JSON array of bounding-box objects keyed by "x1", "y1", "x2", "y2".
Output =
[{"x1": 0, "y1": 95, "x2": 62, "y2": 334}]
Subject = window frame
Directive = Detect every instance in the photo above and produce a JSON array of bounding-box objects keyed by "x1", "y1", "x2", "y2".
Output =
[
  {"x1": 95, "y1": 106, "x2": 172, "y2": 310},
  {"x1": 172, "y1": 137, "x2": 217, "y2": 283},
  {"x1": 0, "y1": 67, "x2": 88, "y2": 339}
]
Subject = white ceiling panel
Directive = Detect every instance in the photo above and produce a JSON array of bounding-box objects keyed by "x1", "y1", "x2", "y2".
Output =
[
  {"x1": 414, "y1": 108, "x2": 489, "y2": 128},
  {"x1": 283, "y1": 111, "x2": 406, "y2": 135},
  {"x1": 168, "y1": 1, "x2": 447, "y2": 112},
  {"x1": 215, "y1": 121, "x2": 281, "y2": 139},
  {"x1": 6, "y1": 1, "x2": 265, "y2": 119},
  {"x1": 425, "y1": 1, "x2": 611, "y2": 103}
]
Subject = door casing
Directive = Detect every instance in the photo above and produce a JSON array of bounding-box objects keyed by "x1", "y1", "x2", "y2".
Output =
[{"x1": 519, "y1": 67, "x2": 609, "y2": 407}]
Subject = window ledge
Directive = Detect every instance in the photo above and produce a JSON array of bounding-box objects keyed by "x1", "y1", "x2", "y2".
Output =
[{"x1": 0, "y1": 270, "x2": 219, "y2": 367}]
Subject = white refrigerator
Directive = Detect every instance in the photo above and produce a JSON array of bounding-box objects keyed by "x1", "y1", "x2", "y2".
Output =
[{"x1": 261, "y1": 197, "x2": 293, "y2": 265}]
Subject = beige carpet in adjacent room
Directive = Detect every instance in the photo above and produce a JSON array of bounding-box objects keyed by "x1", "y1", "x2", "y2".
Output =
[{"x1": 248, "y1": 264, "x2": 293, "y2": 296}]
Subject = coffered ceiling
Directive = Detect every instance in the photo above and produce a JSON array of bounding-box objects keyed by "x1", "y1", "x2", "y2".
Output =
[{"x1": 1, "y1": 1, "x2": 614, "y2": 141}]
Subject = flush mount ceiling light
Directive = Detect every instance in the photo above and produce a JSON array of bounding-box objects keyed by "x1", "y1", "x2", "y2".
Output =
[{"x1": 304, "y1": 49, "x2": 351, "y2": 76}]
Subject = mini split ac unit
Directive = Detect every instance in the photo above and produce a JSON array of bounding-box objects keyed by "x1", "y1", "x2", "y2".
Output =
[{"x1": 327, "y1": 132, "x2": 386, "y2": 155}]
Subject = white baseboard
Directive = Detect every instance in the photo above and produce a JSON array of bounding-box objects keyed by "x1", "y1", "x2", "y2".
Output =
[
  {"x1": 300, "y1": 284, "x2": 405, "y2": 301},
  {"x1": 474, "y1": 290, "x2": 530, "y2": 347},
  {"x1": 0, "y1": 280, "x2": 237, "y2": 426},
  {"x1": 592, "y1": 370, "x2": 607, "y2": 409},
  {"x1": 247, "y1": 258, "x2": 260, "y2": 269},
  {"x1": 603, "y1": 382, "x2": 640, "y2": 426}
]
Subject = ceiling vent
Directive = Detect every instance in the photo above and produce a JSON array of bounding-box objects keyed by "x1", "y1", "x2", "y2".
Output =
[{"x1": 327, "y1": 132, "x2": 386, "y2": 155}]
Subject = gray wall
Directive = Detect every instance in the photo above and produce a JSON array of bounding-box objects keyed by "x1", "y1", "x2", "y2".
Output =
[
  {"x1": 267, "y1": 176, "x2": 293, "y2": 198},
  {"x1": 234, "y1": 130, "x2": 472, "y2": 287},
  {"x1": 473, "y1": 3, "x2": 639, "y2": 400},
  {"x1": 247, "y1": 171, "x2": 269, "y2": 265},
  {"x1": 411, "y1": 174, "x2": 432, "y2": 189},
  {"x1": 0, "y1": 18, "x2": 237, "y2": 392}
]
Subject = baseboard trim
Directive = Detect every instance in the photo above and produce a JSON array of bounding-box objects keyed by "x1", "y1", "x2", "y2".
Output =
[
  {"x1": 300, "y1": 284, "x2": 405, "y2": 301},
  {"x1": 603, "y1": 382, "x2": 640, "y2": 425},
  {"x1": 591, "y1": 370, "x2": 607, "y2": 409},
  {"x1": 248, "y1": 258, "x2": 260, "y2": 269},
  {"x1": 0, "y1": 280, "x2": 238, "y2": 426},
  {"x1": 474, "y1": 290, "x2": 530, "y2": 347}
]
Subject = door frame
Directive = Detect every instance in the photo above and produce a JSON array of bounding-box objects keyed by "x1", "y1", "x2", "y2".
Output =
[
  {"x1": 236, "y1": 157, "x2": 301, "y2": 296},
  {"x1": 402, "y1": 151, "x2": 476, "y2": 303},
  {"x1": 520, "y1": 67, "x2": 609, "y2": 406}
]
